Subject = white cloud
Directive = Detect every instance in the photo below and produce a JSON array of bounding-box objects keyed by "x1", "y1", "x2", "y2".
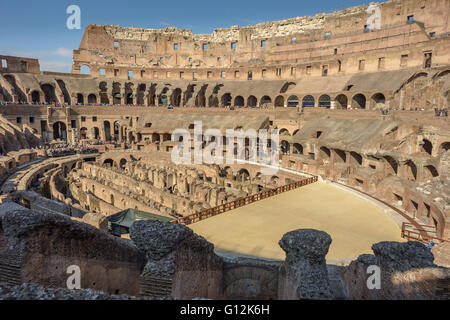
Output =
[
  {"x1": 52, "y1": 48, "x2": 73, "y2": 57},
  {"x1": 0, "y1": 48, "x2": 73, "y2": 72},
  {"x1": 39, "y1": 60, "x2": 73, "y2": 73}
]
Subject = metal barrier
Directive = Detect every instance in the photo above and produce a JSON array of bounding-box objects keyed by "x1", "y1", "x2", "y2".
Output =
[{"x1": 173, "y1": 176, "x2": 318, "y2": 226}]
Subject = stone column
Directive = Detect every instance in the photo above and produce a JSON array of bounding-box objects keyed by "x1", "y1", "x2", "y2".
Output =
[
  {"x1": 278, "y1": 229, "x2": 332, "y2": 299},
  {"x1": 130, "y1": 220, "x2": 223, "y2": 300}
]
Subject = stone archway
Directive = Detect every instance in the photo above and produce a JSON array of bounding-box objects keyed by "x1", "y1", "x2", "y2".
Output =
[
  {"x1": 52, "y1": 122, "x2": 67, "y2": 140},
  {"x1": 352, "y1": 94, "x2": 366, "y2": 109},
  {"x1": 275, "y1": 96, "x2": 285, "y2": 107},
  {"x1": 371, "y1": 93, "x2": 385, "y2": 109}
]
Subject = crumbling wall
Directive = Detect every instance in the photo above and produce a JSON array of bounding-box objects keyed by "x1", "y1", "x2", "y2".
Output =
[
  {"x1": 130, "y1": 220, "x2": 223, "y2": 300},
  {"x1": 342, "y1": 241, "x2": 450, "y2": 300},
  {"x1": 0, "y1": 205, "x2": 145, "y2": 296}
]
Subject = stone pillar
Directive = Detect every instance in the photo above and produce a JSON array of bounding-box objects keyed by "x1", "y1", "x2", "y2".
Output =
[
  {"x1": 121, "y1": 90, "x2": 126, "y2": 105},
  {"x1": 130, "y1": 220, "x2": 223, "y2": 300},
  {"x1": 399, "y1": 89, "x2": 405, "y2": 109},
  {"x1": 330, "y1": 100, "x2": 336, "y2": 110},
  {"x1": 278, "y1": 229, "x2": 332, "y2": 299}
]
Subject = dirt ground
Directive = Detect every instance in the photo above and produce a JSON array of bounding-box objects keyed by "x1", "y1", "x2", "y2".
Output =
[{"x1": 189, "y1": 182, "x2": 404, "y2": 261}]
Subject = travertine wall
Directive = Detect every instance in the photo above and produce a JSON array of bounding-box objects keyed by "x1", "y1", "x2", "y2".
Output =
[
  {"x1": 72, "y1": 0, "x2": 450, "y2": 80},
  {"x1": 0, "y1": 206, "x2": 145, "y2": 296}
]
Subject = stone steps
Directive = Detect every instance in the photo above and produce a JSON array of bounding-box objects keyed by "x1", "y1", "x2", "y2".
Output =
[{"x1": 140, "y1": 277, "x2": 172, "y2": 298}]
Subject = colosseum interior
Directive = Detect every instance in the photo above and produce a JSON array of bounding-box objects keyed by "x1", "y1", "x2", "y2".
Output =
[{"x1": 0, "y1": 0, "x2": 449, "y2": 302}]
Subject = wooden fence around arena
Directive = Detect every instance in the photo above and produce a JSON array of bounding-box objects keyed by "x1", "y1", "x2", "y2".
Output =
[
  {"x1": 401, "y1": 222, "x2": 447, "y2": 244},
  {"x1": 172, "y1": 176, "x2": 318, "y2": 226}
]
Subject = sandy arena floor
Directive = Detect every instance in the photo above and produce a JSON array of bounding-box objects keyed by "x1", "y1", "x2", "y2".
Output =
[{"x1": 189, "y1": 182, "x2": 404, "y2": 261}]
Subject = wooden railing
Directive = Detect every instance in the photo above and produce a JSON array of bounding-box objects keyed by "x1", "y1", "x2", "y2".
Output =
[
  {"x1": 172, "y1": 176, "x2": 318, "y2": 226},
  {"x1": 401, "y1": 222, "x2": 447, "y2": 244}
]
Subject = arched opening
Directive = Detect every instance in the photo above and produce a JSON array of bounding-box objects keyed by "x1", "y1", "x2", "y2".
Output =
[
  {"x1": 274, "y1": 95, "x2": 284, "y2": 107},
  {"x1": 371, "y1": 93, "x2": 385, "y2": 109},
  {"x1": 302, "y1": 95, "x2": 315, "y2": 107},
  {"x1": 112, "y1": 82, "x2": 121, "y2": 105},
  {"x1": 52, "y1": 122, "x2": 67, "y2": 140},
  {"x1": 152, "y1": 133, "x2": 160, "y2": 143},
  {"x1": 103, "y1": 159, "x2": 114, "y2": 167},
  {"x1": 221, "y1": 93, "x2": 232, "y2": 107},
  {"x1": 236, "y1": 169, "x2": 250, "y2": 182},
  {"x1": 318, "y1": 95, "x2": 331, "y2": 108},
  {"x1": 104, "y1": 121, "x2": 111, "y2": 141},
  {"x1": 424, "y1": 165, "x2": 439, "y2": 180},
  {"x1": 260, "y1": 96, "x2": 272, "y2": 107},
  {"x1": 320, "y1": 146, "x2": 331, "y2": 159},
  {"x1": 421, "y1": 139, "x2": 433, "y2": 155},
  {"x1": 293, "y1": 143, "x2": 303, "y2": 155},
  {"x1": 93, "y1": 127, "x2": 100, "y2": 140},
  {"x1": 234, "y1": 96, "x2": 244, "y2": 107},
  {"x1": 80, "y1": 127, "x2": 88, "y2": 140},
  {"x1": 162, "y1": 133, "x2": 171, "y2": 142},
  {"x1": 137, "y1": 84, "x2": 146, "y2": 105},
  {"x1": 287, "y1": 95, "x2": 299, "y2": 107},
  {"x1": 279, "y1": 128, "x2": 290, "y2": 136},
  {"x1": 439, "y1": 142, "x2": 450, "y2": 154},
  {"x1": 40, "y1": 84, "x2": 57, "y2": 104},
  {"x1": 384, "y1": 156, "x2": 398, "y2": 175},
  {"x1": 171, "y1": 88, "x2": 182, "y2": 106},
  {"x1": 110, "y1": 194, "x2": 115, "y2": 206},
  {"x1": 4, "y1": 75, "x2": 27, "y2": 102},
  {"x1": 351, "y1": 152, "x2": 363, "y2": 166},
  {"x1": 31, "y1": 91, "x2": 40, "y2": 103},
  {"x1": 99, "y1": 82, "x2": 109, "y2": 104},
  {"x1": 247, "y1": 95, "x2": 257, "y2": 107},
  {"x1": 352, "y1": 94, "x2": 366, "y2": 109},
  {"x1": 281, "y1": 140, "x2": 290, "y2": 154},
  {"x1": 208, "y1": 95, "x2": 219, "y2": 107},
  {"x1": 126, "y1": 93, "x2": 133, "y2": 105},
  {"x1": 88, "y1": 94, "x2": 97, "y2": 104},
  {"x1": 335, "y1": 94, "x2": 348, "y2": 109},
  {"x1": 80, "y1": 65, "x2": 91, "y2": 75},
  {"x1": 195, "y1": 90, "x2": 206, "y2": 107},
  {"x1": 77, "y1": 94, "x2": 84, "y2": 104},
  {"x1": 119, "y1": 158, "x2": 127, "y2": 169},
  {"x1": 334, "y1": 149, "x2": 347, "y2": 163},
  {"x1": 404, "y1": 160, "x2": 417, "y2": 181},
  {"x1": 271, "y1": 176, "x2": 279, "y2": 185},
  {"x1": 113, "y1": 121, "x2": 120, "y2": 140}
]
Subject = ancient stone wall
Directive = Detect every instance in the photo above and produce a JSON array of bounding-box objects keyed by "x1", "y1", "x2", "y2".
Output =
[
  {"x1": 342, "y1": 241, "x2": 450, "y2": 299},
  {"x1": 72, "y1": 0, "x2": 450, "y2": 80},
  {"x1": 0, "y1": 205, "x2": 145, "y2": 296}
]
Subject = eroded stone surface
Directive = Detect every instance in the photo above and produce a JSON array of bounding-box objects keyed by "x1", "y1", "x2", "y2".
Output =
[{"x1": 278, "y1": 229, "x2": 332, "y2": 300}]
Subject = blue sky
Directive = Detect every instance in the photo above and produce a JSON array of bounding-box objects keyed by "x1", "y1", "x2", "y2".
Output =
[{"x1": 0, "y1": 0, "x2": 371, "y2": 72}]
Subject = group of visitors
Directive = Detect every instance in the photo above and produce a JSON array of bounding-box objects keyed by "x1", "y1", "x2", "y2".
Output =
[
  {"x1": 44, "y1": 144, "x2": 98, "y2": 157},
  {"x1": 434, "y1": 108, "x2": 448, "y2": 117}
]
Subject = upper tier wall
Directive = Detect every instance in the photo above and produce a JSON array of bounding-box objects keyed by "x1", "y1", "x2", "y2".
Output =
[{"x1": 72, "y1": 0, "x2": 450, "y2": 77}]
